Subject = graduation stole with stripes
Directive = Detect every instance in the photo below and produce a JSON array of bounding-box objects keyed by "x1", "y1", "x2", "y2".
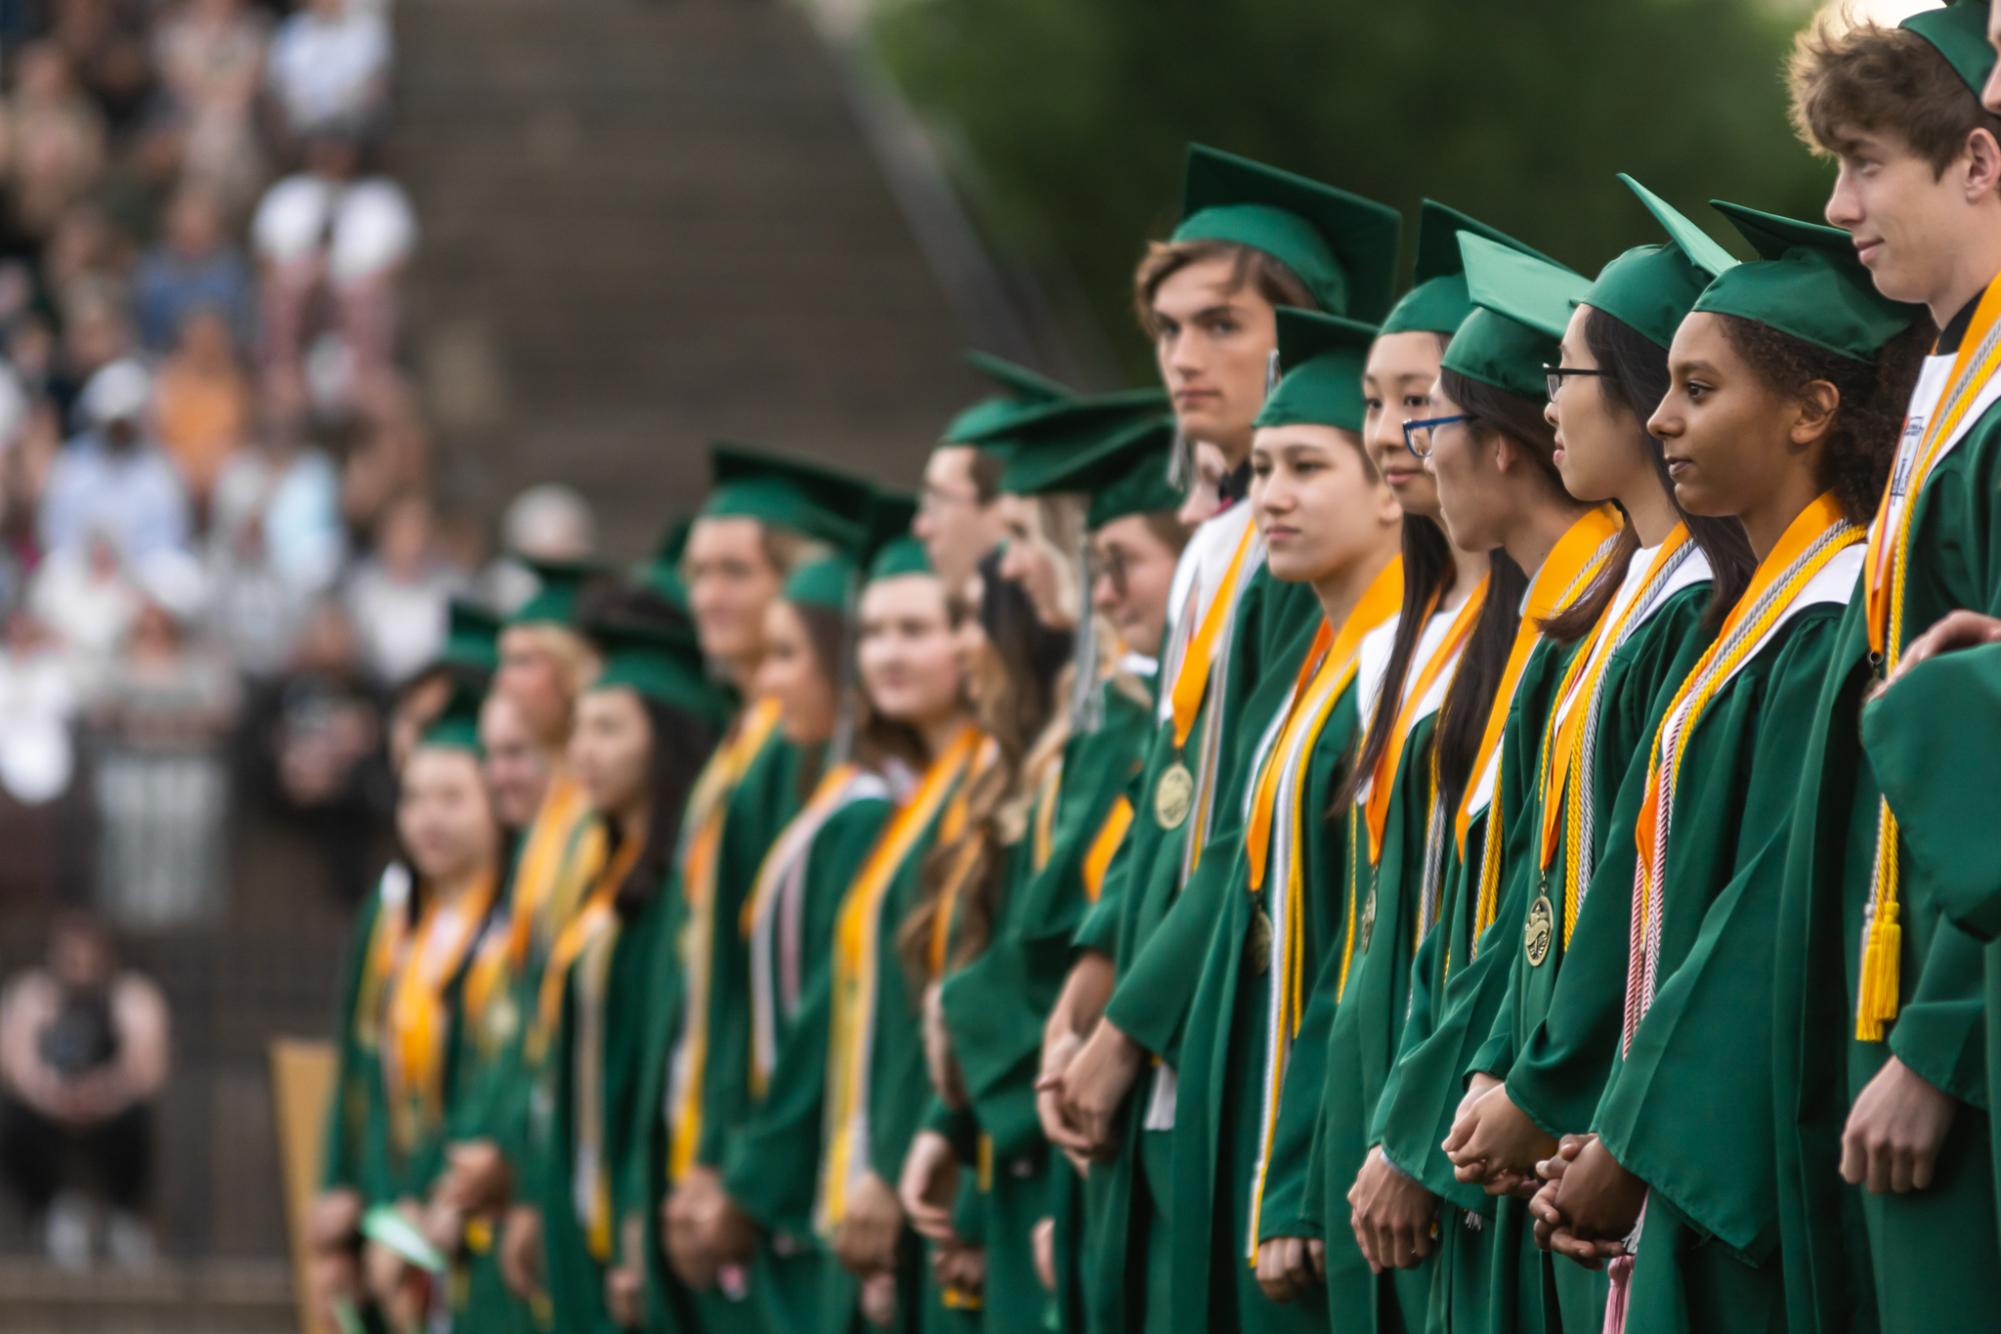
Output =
[
  {"x1": 1361, "y1": 576, "x2": 1490, "y2": 866},
  {"x1": 663, "y1": 696, "x2": 785, "y2": 1184},
  {"x1": 1857, "y1": 274, "x2": 2001, "y2": 1041},
  {"x1": 1458, "y1": 508, "x2": 1623, "y2": 956},
  {"x1": 1168, "y1": 516, "x2": 1262, "y2": 875},
  {"x1": 926, "y1": 737, "x2": 1001, "y2": 980},
  {"x1": 1240, "y1": 555, "x2": 1403, "y2": 1262},
  {"x1": 1533, "y1": 527, "x2": 1700, "y2": 950},
  {"x1": 1627, "y1": 496, "x2": 1860, "y2": 1047},
  {"x1": 382, "y1": 869, "x2": 499, "y2": 1154},
  {"x1": 566, "y1": 831, "x2": 644, "y2": 1262},
  {"x1": 816, "y1": 724, "x2": 982, "y2": 1234},
  {"x1": 741, "y1": 762, "x2": 883, "y2": 1099}
]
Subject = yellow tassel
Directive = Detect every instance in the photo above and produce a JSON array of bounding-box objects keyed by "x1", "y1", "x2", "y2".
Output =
[{"x1": 1855, "y1": 904, "x2": 1901, "y2": 1042}]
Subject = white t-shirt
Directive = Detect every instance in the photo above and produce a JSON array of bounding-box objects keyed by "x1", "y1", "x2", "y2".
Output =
[{"x1": 253, "y1": 174, "x2": 417, "y2": 282}]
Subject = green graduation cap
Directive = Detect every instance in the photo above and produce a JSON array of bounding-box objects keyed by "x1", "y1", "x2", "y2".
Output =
[
  {"x1": 1257, "y1": 308, "x2": 1380, "y2": 434},
  {"x1": 783, "y1": 554, "x2": 860, "y2": 612},
  {"x1": 1581, "y1": 175, "x2": 1741, "y2": 349},
  {"x1": 1173, "y1": 144, "x2": 1402, "y2": 321},
  {"x1": 587, "y1": 618, "x2": 723, "y2": 724},
  {"x1": 1380, "y1": 200, "x2": 1559, "y2": 336},
  {"x1": 1693, "y1": 201, "x2": 1922, "y2": 363},
  {"x1": 989, "y1": 387, "x2": 1172, "y2": 497},
  {"x1": 438, "y1": 598, "x2": 501, "y2": 675},
  {"x1": 862, "y1": 493, "x2": 931, "y2": 584},
  {"x1": 508, "y1": 556, "x2": 606, "y2": 629},
  {"x1": 942, "y1": 350, "x2": 1073, "y2": 448},
  {"x1": 993, "y1": 403, "x2": 1182, "y2": 529},
  {"x1": 416, "y1": 680, "x2": 485, "y2": 755},
  {"x1": 1903, "y1": 0, "x2": 1995, "y2": 96},
  {"x1": 1445, "y1": 234, "x2": 1592, "y2": 400},
  {"x1": 700, "y1": 443, "x2": 875, "y2": 551}
]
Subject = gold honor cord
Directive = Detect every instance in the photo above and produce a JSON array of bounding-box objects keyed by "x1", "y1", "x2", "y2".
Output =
[{"x1": 1858, "y1": 275, "x2": 2001, "y2": 1041}]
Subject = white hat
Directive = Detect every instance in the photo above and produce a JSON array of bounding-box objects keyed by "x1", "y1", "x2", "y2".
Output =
[{"x1": 79, "y1": 359, "x2": 152, "y2": 429}]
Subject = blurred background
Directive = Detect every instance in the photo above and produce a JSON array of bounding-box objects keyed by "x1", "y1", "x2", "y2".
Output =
[{"x1": 0, "y1": 0, "x2": 1930, "y2": 1326}]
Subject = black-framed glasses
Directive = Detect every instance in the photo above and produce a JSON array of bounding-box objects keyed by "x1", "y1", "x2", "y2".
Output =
[
  {"x1": 1402, "y1": 413, "x2": 1470, "y2": 460},
  {"x1": 1544, "y1": 363, "x2": 1612, "y2": 402}
]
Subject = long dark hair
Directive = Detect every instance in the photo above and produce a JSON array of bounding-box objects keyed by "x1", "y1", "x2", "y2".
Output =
[
  {"x1": 610, "y1": 695, "x2": 714, "y2": 918},
  {"x1": 1543, "y1": 306, "x2": 1756, "y2": 642},
  {"x1": 1338, "y1": 512, "x2": 1453, "y2": 809},
  {"x1": 898, "y1": 550, "x2": 1069, "y2": 986},
  {"x1": 1430, "y1": 365, "x2": 1578, "y2": 818},
  {"x1": 1715, "y1": 313, "x2": 1935, "y2": 525}
]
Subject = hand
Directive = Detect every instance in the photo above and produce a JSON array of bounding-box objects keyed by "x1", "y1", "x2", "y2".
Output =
[
  {"x1": 932, "y1": 1240, "x2": 987, "y2": 1298},
  {"x1": 1529, "y1": 1138, "x2": 1625, "y2": 1271},
  {"x1": 498, "y1": 1203, "x2": 544, "y2": 1302},
  {"x1": 1036, "y1": 1028, "x2": 1094, "y2": 1168},
  {"x1": 438, "y1": 1139, "x2": 511, "y2": 1215},
  {"x1": 362, "y1": 1235, "x2": 413, "y2": 1311},
  {"x1": 1548, "y1": 1135, "x2": 1646, "y2": 1248},
  {"x1": 860, "y1": 1270, "x2": 899, "y2": 1325},
  {"x1": 605, "y1": 1213, "x2": 646, "y2": 1329},
  {"x1": 1060, "y1": 1019, "x2": 1145, "y2": 1159},
  {"x1": 1031, "y1": 1217, "x2": 1057, "y2": 1292},
  {"x1": 897, "y1": 1129, "x2": 961, "y2": 1243},
  {"x1": 420, "y1": 1193, "x2": 465, "y2": 1260},
  {"x1": 922, "y1": 983, "x2": 969, "y2": 1111},
  {"x1": 1443, "y1": 1084, "x2": 1557, "y2": 1197},
  {"x1": 1044, "y1": 952, "x2": 1115, "y2": 1050},
  {"x1": 308, "y1": 1187, "x2": 364, "y2": 1253},
  {"x1": 1841, "y1": 1055, "x2": 1960, "y2": 1193},
  {"x1": 663, "y1": 1166, "x2": 725, "y2": 1290},
  {"x1": 1347, "y1": 1146, "x2": 1438, "y2": 1273},
  {"x1": 308, "y1": 1248, "x2": 362, "y2": 1326},
  {"x1": 1255, "y1": 1235, "x2": 1320, "y2": 1303},
  {"x1": 1885, "y1": 610, "x2": 2001, "y2": 688},
  {"x1": 832, "y1": 1171, "x2": 904, "y2": 1277},
  {"x1": 1447, "y1": 1072, "x2": 1501, "y2": 1135}
]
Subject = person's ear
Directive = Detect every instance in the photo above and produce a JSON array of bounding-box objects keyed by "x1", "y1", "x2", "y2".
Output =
[
  {"x1": 1964, "y1": 127, "x2": 2001, "y2": 203},
  {"x1": 1790, "y1": 380, "x2": 1841, "y2": 449},
  {"x1": 1489, "y1": 430, "x2": 1518, "y2": 477}
]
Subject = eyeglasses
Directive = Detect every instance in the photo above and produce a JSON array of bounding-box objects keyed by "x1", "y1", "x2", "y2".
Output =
[
  {"x1": 1402, "y1": 413, "x2": 1471, "y2": 460},
  {"x1": 1543, "y1": 363, "x2": 1612, "y2": 402}
]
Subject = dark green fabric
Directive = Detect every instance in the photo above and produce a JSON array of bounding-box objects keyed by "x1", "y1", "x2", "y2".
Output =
[
  {"x1": 1380, "y1": 200, "x2": 1557, "y2": 338},
  {"x1": 322, "y1": 880, "x2": 388, "y2": 1195},
  {"x1": 1580, "y1": 175, "x2": 1737, "y2": 351},
  {"x1": 1695, "y1": 203, "x2": 1921, "y2": 364},
  {"x1": 1445, "y1": 237, "x2": 1588, "y2": 401},
  {"x1": 1903, "y1": 0, "x2": 1997, "y2": 96},
  {"x1": 1593, "y1": 604, "x2": 1847, "y2": 1330},
  {"x1": 1257, "y1": 308, "x2": 1379, "y2": 434},
  {"x1": 1774, "y1": 408, "x2": 2001, "y2": 1334},
  {"x1": 703, "y1": 442, "x2": 874, "y2": 550}
]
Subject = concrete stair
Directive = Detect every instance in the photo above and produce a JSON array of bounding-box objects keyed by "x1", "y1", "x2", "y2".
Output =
[{"x1": 392, "y1": 0, "x2": 1006, "y2": 555}]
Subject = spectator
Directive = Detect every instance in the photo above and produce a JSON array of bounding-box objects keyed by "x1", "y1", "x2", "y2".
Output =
[
  {"x1": 89, "y1": 550, "x2": 237, "y2": 925},
  {"x1": 153, "y1": 306, "x2": 251, "y2": 512},
  {"x1": 51, "y1": 0, "x2": 157, "y2": 137},
  {"x1": 0, "y1": 41, "x2": 107, "y2": 242},
  {"x1": 263, "y1": 596, "x2": 385, "y2": 901},
  {"x1": 343, "y1": 490, "x2": 463, "y2": 687},
  {"x1": 39, "y1": 358, "x2": 190, "y2": 561},
  {"x1": 251, "y1": 127, "x2": 414, "y2": 403},
  {"x1": 0, "y1": 913, "x2": 170, "y2": 1271},
  {"x1": 131, "y1": 185, "x2": 254, "y2": 354},
  {"x1": 479, "y1": 482, "x2": 598, "y2": 611},
  {"x1": 152, "y1": 0, "x2": 268, "y2": 211},
  {"x1": 0, "y1": 608, "x2": 80, "y2": 810},
  {"x1": 264, "y1": 0, "x2": 390, "y2": 141},
  {"x1": 0, "y1": 394, "x2": 58, "y2": 601},
  {"x1": 28, "y1": 530, "x2": 139, "y2": 696},
  {"x1": 60, "y1": 294, "x2": 136, "y2": 404}
]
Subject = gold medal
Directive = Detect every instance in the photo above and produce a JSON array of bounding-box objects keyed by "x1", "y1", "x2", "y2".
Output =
[
  {"x1": 1358, "y1": 888, "x2": 1377, "y2": 954},
  {"x1": 1247, "y1": 907, "x2": 1273, "y2": 974},
  {"x1": 1523, "y1": 893, "x2": 1554, "y2": 967},
  {"x1": 1154, "y1": 761, "x2": 1194, "y2": 830}
]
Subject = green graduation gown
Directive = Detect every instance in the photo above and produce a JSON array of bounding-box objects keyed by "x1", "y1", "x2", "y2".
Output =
[
  {"x1": 1774, "y1": 332, "x2": 2001, "y2": 1334},
  {"x1": 1467, "y1": 558, "x2": 1713, "y2": 1334},
  {"x1": 1594, "y1": 533, "x2": 1861, "y2": 1334},
  {"x1": 724, "y1": 768, "x2": 895, "y2": 1334}
]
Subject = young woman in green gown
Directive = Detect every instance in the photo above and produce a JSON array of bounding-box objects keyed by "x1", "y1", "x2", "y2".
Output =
[{"x1": 1530, "y1": 202, "x2": 1928, "y2": 1334}]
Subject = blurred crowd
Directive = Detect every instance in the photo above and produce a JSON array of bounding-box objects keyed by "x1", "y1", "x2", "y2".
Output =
[{"x1": 0, "y1": 0, "x2": 584, "y2": 923}]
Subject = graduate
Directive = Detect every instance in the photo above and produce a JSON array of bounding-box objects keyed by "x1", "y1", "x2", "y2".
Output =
[
  {"x1": 1529, "y1": 202, "x2": 1927, "y2": 1334},
  {"x1": 1299, "y1": 200, "x2": 1549, "y2": 1334},
  {"x1": 816, "y1": 505, "x2": 983, "y2": 1332},
  {"x1": 1437, "y1": 182, "x2": 1754, "y2": 1334},
  {"x1": 1773, "y1": 6, "x2": 2001, "y2": 1330},
  {"x1": 672, "y1": 547, "x2": 902, "y2": 1334},
  {"x1": 914, "y1": 350, "x2": 1071, "y2": 593},
  {"x1": 901, "y1": 392, "x2": 1172, "y2": 1334},
  {"x1": 334, "y1": 688, "x2": 507, "y2": 1332},
  {"x1": 653, "y1": 445, "x2": 873, "y2": 1326},
  {"x1": 1367, "y1": 232, "x2": 1621, "y2": 1330},
  {"x1": 1330, "y1": 202, "x2": 1548, "y2": 1334},
  {"x1": 425, "y1": 684, "x2": 552, "y2": 1334},
  {"x1": 1047, "y1": 145, "x2": 1399, "y2": 1334},
  {"x1": 1164, "y1": 307, "x2": 1404, "y2": 1334}
]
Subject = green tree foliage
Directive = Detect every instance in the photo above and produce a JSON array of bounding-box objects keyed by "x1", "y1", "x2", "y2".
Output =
[{"x1": 873, "y1": 0, "x2": 1831, "y2": 370}]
